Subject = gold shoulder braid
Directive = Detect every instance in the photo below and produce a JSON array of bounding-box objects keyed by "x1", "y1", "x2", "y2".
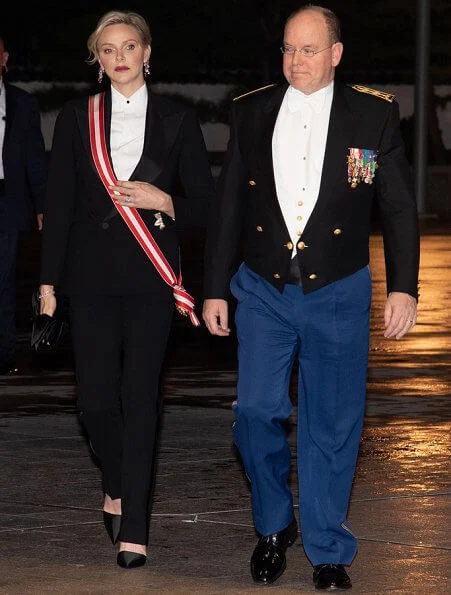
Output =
[
  {"x1": 351, "y1": 85, "x2": 395, "y2": 103},
  {"x1": 233, "y1": 84, "x2": 277, "y2": 102}
]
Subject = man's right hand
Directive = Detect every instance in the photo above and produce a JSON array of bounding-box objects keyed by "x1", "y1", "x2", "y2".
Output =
[{"x1": 202, "y1": 299, "x2": 231, "y2": 336}]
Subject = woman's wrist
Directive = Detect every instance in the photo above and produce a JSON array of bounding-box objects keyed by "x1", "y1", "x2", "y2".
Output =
[
  {"x1": 162, "y1": 193, "x2": 175, "y2": 219},
  {"x1": 39, "y1": 285, "x2": 55, "y2": 299}
]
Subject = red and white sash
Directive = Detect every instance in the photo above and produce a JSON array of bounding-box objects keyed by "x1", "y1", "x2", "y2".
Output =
[{"x1": 88, "y1": 92, "x2": 200, "y2": 326}]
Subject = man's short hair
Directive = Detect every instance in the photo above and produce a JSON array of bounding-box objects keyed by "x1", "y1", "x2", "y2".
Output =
[{"x1": 285, "y1": 4, "x2": 341, "y2": 44}]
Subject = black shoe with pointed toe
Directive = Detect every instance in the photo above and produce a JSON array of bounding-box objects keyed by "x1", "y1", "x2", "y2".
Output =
[
  {"x1": 117, "y1": 551, "x2": 147, "y2": 569},
  {"x1": 313, "y1": 564, "x2": 352, "y2": 591},
  {"x1": 103, "y1": 511, "x2": 121, "y2": 544},
  {"x1": 250, "y1": 517, "x2": 298, "y2": 584}
]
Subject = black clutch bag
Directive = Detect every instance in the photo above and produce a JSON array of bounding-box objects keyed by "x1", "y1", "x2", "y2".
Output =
[{"x1": 31, "y1": 290, "x2": 68, "y2": 352}]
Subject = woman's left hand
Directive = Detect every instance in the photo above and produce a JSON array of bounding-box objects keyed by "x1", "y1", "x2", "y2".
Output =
[{"x1": 110, "y1": 180, "x2": 175, "y2": 219}]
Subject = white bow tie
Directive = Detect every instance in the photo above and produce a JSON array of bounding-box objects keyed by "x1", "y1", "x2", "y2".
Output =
[{"x1": 287, "y1": 90, "x2": 325, "y2": 113}]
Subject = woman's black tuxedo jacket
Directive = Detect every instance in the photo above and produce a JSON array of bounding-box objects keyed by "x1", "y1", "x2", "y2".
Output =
[
  {"x1": 40, "y1": 86, "x2": 215, "y2": 295},
  {"x1": 204, "y1": 80, "x2": 420, "y2": 301}
]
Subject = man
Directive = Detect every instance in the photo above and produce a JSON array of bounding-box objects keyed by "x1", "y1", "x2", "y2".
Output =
[
  {"x1": 0, "y1": 35, "x2": 48, "y2": 374},
  {"x1": 203, "y1": 4, "x2": 419, "y2": 591}
]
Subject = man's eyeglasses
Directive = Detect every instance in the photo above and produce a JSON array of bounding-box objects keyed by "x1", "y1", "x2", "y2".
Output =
[{"x1": 280, "y1": 45, "x2": 333, "y2": 58}]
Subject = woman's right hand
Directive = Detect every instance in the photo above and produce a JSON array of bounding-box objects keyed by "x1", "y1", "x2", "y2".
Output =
[{"x1": 39, "y1": 285, "x2": 57, "y2": 316}]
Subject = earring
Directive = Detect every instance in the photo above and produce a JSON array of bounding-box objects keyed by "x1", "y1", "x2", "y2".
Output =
[
  {"x1": 143, "y1": 61, "x2": 150, "y2": 78},
  {"x1": 98, "y1": 66, "x2": 104, "y2": 84}
]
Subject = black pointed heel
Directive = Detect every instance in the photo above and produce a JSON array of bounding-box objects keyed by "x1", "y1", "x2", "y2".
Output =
[
  {"x1": 103, "y1": 511, "x2": 121, "y2": 544},
  {"x1": 117, "y1": 551, "x2": 147, "y2": 568}
]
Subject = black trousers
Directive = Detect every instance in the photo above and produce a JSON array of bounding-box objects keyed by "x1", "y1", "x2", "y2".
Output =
[
  {"x1": 0, "y1": 230, "x2": 19, "y2": 367},
  {"x1": 70, "y1": 291, "x2": 173, "y2": 544}
]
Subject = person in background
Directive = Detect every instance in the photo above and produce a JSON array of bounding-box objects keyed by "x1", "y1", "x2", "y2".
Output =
[
  {"x1": 203, "y1": 4, "x2": 419, "y2": 591},
  {"x1": 0, "y1": 34, "x2": 47, "y2": 375},
  {"x1": 39, "y1": 10, "x2": 215, "y2": 568}
]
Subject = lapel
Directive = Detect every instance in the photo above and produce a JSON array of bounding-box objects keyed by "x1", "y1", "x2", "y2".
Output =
[
  {"x1": 303, "y1": 80, "x2": 354, "y2": 233},
  {"x1": 3, "y1": 84, "x2": 18, "y2": 147},
  {"x1": 130, "y1": 89, "x2": 173, "y2": 183},
  {"x1": 77, "y1": 84, "x2": 172, "y2": 185}
]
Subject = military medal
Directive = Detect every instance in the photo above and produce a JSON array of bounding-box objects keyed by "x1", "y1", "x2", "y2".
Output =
[{"x1": 347, "y1": 148, "x2": 378, "y2": 188}]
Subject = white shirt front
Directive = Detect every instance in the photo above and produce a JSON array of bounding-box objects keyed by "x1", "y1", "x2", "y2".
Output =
[
  {"x1": 110, "y1": 84, "x2": 147, "y2": 181},
  {"x1": 272, "y1": 81, "x2": 333, "y2": 255},
  {"x1": 0, "y1": 81, "x2": 6, "y2": 179}
]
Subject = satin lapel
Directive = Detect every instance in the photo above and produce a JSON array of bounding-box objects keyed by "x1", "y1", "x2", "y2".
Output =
[
  {"x1": 3, "y1": 85, "x2": 18, "y2": 144},
  {"x1": 103, "y1": 91, "x2": 112, "y2": 163},
  {"x1": 129, "y1": 91, "x2": 165, "y2": 182},
  {"x1": 76, "y1": 91, "x2": 120, "y2": 222},
  {"x1": 256, "y1": 83, "x2": 290, "y2": 229},
  {"x1": 131, "y1": 89, "x2": 188, "y2": 184},
  {"x1": 303, "y1": 81, "x2": 353, "y2": 232},
  {"x1": 76, "y1": 92, "x2": 114, "y2": 179}
]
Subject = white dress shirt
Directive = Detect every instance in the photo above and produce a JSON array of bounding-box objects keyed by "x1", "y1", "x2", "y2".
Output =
[
  {"x1": 272, "y1": 81, "x2": 333, "y2": 255},
  {"x1": 110, "y1": 84, "x2": 147, "y2": 181}
]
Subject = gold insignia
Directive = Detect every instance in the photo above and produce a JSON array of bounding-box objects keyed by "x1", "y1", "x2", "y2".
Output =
[
  {"x1": 233, "y1": 84, "x2": 276, "y2": 102},
  {"x1": 351, "y1": 84, "x2": 395, "y2": 103}
]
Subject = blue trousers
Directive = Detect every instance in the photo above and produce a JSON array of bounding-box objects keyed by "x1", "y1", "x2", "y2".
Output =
[
  {"x1": 230, "y1": 263, "x2": 371, "y2": 565},
  {"x1": 0, "y1": 230, "x2": 19, "y2": 367}
]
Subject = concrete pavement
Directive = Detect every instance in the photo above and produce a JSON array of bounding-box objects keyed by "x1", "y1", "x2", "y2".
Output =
[{"x1": 0, "y1": 219, "x2": 449, "y2": 593}]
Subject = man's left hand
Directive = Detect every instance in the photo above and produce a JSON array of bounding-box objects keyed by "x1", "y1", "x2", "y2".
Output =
[{"x1": 384, "y1": 291, "x2": 417, "y2": 339}]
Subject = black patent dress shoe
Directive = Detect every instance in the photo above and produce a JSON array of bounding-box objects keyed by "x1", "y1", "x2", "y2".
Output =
[
  {"x1": 313, "y1": 564, "x2": 352, "y2": 590},
  {"x1": 117, "y1": 551, "x2": 147, "y2": 569},
  {"x1": 250, "y1": 517, "x2": 298, "y2": 584},
  {"x1": 103, "y1": 511, "x2": 121, "y2": 544}
]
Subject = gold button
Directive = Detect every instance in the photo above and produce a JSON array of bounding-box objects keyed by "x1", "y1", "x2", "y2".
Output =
[
  {"x1": 297, "y1": 215, "x2": 302, "y2": 221},
  {"x1": 248, "y1": 180, "x2": 256, "y2": 186},
  {"x1": 309, "y1": 273, "x2": 317, "y2": 280},
  {"x1": 286, "y1": 241, "x2": 293, "y2": 250},
  {"x1": 297, "y1": 230, "x2": 302, "y2": 236},
  {"x1": 297, "y1": 200, "x2": 303, "y2": 206},
  {"x1": 333, "y1": 228, "x2": 342, "y2": 235},
  {"x1": 297, "y1": 241, "x2": 306, "y2": 250},
  {"x1": 273, "y1": 273, "x2": 281, "y2": 279},
  {"x1": 256, "y1": 226, "x2": 263, "y2": 232}
]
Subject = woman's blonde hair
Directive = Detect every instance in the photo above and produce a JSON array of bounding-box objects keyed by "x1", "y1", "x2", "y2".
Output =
[{"x1": 86, "y1": 10, "x2": 152, "y2": 65}]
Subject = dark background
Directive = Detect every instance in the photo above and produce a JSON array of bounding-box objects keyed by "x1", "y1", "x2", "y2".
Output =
[
  {"x1": 2, "y1": 0, "x2": 450, "y2": 166},
  {"x1": 2, "y1": 1, "x2": 449, "y2": 84}
]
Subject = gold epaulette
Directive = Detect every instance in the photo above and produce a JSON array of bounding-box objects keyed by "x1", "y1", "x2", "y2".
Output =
[
  {"x1": 351, "y1": 84, "x2": 395, "y2": 103},
  {"x1": 233, "y1": 84, "x2": 277, "y2": 102}
]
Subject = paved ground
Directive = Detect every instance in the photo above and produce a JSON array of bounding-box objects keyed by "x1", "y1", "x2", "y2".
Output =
[{"x1": 0, "y1": 218, "x2": 449, "y2": 593}]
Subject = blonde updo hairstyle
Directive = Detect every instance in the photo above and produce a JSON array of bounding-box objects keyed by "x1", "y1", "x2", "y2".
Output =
[{"x1": 86, "y1": 10, "x2": 152, "y2": 65}]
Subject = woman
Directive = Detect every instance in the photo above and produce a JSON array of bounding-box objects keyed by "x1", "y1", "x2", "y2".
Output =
[{"x1": 39, "y1": 10, "x2": 215, "y2": 568}]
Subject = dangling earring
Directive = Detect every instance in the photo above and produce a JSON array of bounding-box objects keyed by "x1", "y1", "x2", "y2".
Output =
[
  {"x1": 143, "y1": 61, "x2": 150, "y2": 78},
  {"x1": 98, "y1": 66, "x2": 104, "y2": 84}
]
